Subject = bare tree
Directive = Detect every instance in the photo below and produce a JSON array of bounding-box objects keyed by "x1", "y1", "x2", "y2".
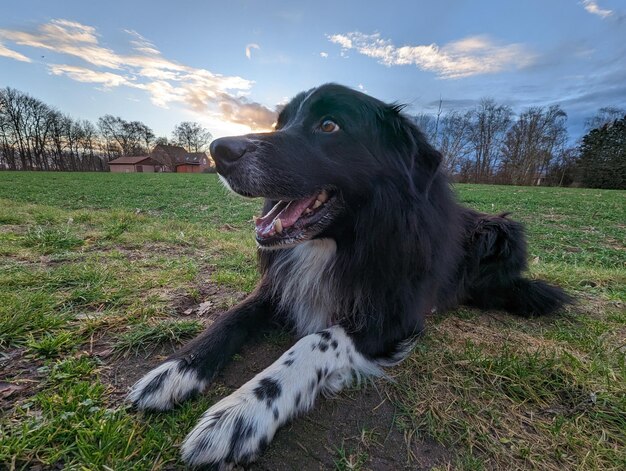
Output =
[
  {"x1": 467, "y1": 99, "x2": 513, "y2": 183},
  {"x1": 412, "y1": 113, "x2": 438, "y2": 144},
  {"x1": 585, "y1": 106, "x2": 626, "y2": 131},
  {"x1": 500, "y1": 106, "x2": 568, "y2": 185},
  {"x1": 438, "y1": 110, "x2": 473, "y2": 174},
  {"x1": 172, "y1": 121, "x2": 212, "y2": 152},
  {"x1": 97, "y1": 115, "x2": 154, "y2": 157},
  {"x1": 0, "y1": 87, "x2": 111, "y2": 171}
]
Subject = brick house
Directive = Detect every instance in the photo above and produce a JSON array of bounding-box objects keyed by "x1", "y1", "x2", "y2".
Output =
[
  {"x1": 107, "y1": 145, "x2": 214, "y2": 173},
  {"x1": 175, "y1": 152, "x2": 214, "y2": 173},
  {"x1": 108, "y1": 155, "x2": 161, "y2": 173}
]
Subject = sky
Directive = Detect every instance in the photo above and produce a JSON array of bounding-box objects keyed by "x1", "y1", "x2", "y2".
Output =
[{"x1": 1, "y1": 0, "x2": 625, "y2": 141}]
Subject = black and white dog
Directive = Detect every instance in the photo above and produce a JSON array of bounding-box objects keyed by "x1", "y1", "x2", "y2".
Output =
[{"x1": 129, "y1": 84, "x2": 571, "y2": 469}]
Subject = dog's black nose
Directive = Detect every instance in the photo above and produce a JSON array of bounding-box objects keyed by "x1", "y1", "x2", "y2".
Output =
[{"x1": 210, "y1": 137, "x2": 249, "y2": 175}]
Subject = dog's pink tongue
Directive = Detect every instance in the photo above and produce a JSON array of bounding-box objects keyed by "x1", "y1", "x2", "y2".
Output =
[{"x1": 256, "y1": 195, "x2": 318, "y2": 238}]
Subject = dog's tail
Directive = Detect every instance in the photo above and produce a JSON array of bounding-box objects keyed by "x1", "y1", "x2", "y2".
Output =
[
  {"x1": 462, "y1": 211, "x2": 573, "y2": 317},
  {"x1": 469, "y1": 277, "x2": 573, "y2": 317}
]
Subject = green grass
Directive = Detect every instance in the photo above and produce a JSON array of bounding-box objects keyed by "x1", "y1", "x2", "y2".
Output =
[
  {"x1": 0, "y1": 172, "x2": 258, "y2": 226},
  {"x1": 114, "y1": 320, "x2": 203, "y2": 355},
  {"x1": 22, "y1": 226, "x2": 84, "y2": 254},
  {"x1": 0, "y1": 172, "x2": 624, "y2": 470}
]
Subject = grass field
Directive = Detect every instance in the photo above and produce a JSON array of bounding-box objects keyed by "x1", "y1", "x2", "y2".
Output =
[{"x1": 0, "y1": 172, "x2": 624, "y2": 470}]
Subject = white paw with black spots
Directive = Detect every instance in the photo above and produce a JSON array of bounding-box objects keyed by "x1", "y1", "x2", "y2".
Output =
[
  {"x1": 181, "y1": 381, "x2": 280, "y2": 469},
  {"x1": 128, "y1": 360, "x2": 207, "y2": 411},
  {"x1": 180, "y1": 326, "x2": 382, "y2": 468}
]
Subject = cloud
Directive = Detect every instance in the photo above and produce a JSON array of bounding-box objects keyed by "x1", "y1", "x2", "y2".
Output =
[
  {"x1": 328, "y1": 32, "x2": 534, "y2": 79},
  {"x1": 581, "y1": 1, "x2": 613, "y2": 18},
  {"x1": 0, "y1": 19, "x2": 276, "y2": 131},
  {"x1": 0, "y1": 42, "x2": 30, "y2": 62},
  {"x1": 319, "y1": 51, "x2": 328, "y2": 58},
  {"x1": 125, "y1": 29, "x2": 161, "y2": 56},
  {"x1": 245, "y1": 43, "x2": 260, "y2": 59},
  {"x1": 49, "y1": 64, "x2": 132, "y2": 88},
  {"x1": 328, "y1": 34, "x2": 353, "y2": 49}
]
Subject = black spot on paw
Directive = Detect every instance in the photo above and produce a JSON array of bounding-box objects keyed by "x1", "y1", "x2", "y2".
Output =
[
  {"x1": 316, "y1": 368, "x2": 323, "y2": 383},
  {"x1": 283, "y1": 358, "x2": 294, "y2": 366},
  {"x1": 318, "y1": 341, "x2": 329, "y2": 352},
  {"x1": 233, "y1": 416, "x2": 255, "y2": 442},
  {"x1": 273, "y1": 407, "x2": 279, "y2": 420},
  {"x1": 288, "y1": 350, "x2": 295, "y2": 356},
  {"x1": 335, "y1": 352, "x2": 340, "y2": 358},
  {"x1": 253, "y1": 377, "x2": 282, "y2": 404},
  {"x1": 259, "y1": 435, "x2": 269, "y2": 452},
  {"x1": 295, "y1": 392, "x2": 301, "y2": 407},
  {"x1": 318, "y1": 331, "x2": 332, "y2": 341},
  {"x1": 141, "y1": 369, "x2": 170, "y2": 397},
  {"x1": 227, "y1": 416, "x2": 256, "y2": 463},
  {"x1": 331, "y1": 340, "x2": 338, "y2": 350},
  {"x1": 210, "y1": 408, "x2": 226, "y2": 422}
]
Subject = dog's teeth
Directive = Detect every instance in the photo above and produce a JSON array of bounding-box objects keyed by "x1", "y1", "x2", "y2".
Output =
[
  {"x1": 313, "y1": 200, "x2": 322, "y2": 209},
  {"x1": 274, "y1": 218, "x2": 283, "y2": 233},
  {"x1": 317, "y1": 190, "x2": 329, "y2": 203}
]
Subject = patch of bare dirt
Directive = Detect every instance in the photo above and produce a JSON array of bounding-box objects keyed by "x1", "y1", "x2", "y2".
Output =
[
  {"x1": 169, "y1": 279, "x2": 246, "y2": 319},
  {"x1": 0, "y1": 347, "x2": 44, "y2": 411},
  {"x1": 253, "y1": 385, "x2": 452, "y2": 471}
]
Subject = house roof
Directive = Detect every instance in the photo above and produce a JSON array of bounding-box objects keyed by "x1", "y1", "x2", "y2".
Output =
[
  {"x1": 185, "y1": 152, "x2": 208, "y2": 163},
  {"x1": 151, "y1": 144, "x2": 188, "y2": 163},
  {"x1": 174, "y1": 152, "x2": 212, "y2": 166},
  {"x1": 108, "y1": 156, "x2": 154, "y2": 165}
]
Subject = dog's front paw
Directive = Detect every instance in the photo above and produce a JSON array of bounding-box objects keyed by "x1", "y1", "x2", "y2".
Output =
[
  {"x1": 128, "y1": 360, "x2": 208, "y2": 411},
  {"x1": 181, "y1": 389, "x2": 277, "y2": 469}
]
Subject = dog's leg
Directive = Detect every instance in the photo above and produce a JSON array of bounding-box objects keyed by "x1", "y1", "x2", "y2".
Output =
[
  {"x1": 180, "y1": 325, "x2": 382, "y2": 468},
  {"x1": 128, "y1": 292, "x2": 272, "y2": 411}
]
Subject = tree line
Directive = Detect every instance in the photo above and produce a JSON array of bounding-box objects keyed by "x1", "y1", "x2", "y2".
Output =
[
  {"x1": 1, "y1": 86, "x2": 624, "y2": 188},
  {"x1": 0, "y1": 87, "x2": 212, "y2": 172},
  {"x1": 414, "y1": 99, "x2": 625, "y2": 189}
]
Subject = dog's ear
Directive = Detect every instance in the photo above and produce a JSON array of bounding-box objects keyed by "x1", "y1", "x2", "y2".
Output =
[
  {"x1": 396, "y1": 116, "x2": 442, "y2": 193},
  {"x1": 411, "y1": 125, "x2": 442, "y2": 191},
  {"x1": 384, "y1": 105, "x2": 442, "y2": 190}
]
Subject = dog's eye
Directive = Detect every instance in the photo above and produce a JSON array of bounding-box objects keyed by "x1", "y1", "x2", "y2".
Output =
[{"x1": 320, "y1": 119, "x2": 339, "y2": 133}]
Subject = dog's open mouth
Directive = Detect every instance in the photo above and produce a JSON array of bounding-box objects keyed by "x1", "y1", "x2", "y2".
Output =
[{"x1": 255, "y1": 189, "x2": 336, "y2": 247}]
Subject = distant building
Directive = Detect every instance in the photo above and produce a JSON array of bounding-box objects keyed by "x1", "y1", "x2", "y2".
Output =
[
  {"x1": 108, "y1": 156, "x2": 161, "y2": 173},
  {"x1": 107, "y1": 145, "x2": 214, "y2": 173},
  {"x1": 150, "y1": 144, "x2": 214, "y2": 173},
  {"x1": 175, "y1": 152, "x2": 214, "y2": 173},
  {"x1": 150, "y1": 144, "x2": 188, "y2": 172}
]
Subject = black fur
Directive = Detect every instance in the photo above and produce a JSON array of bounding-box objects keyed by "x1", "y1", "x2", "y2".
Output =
[
  {"x1": 130, "y1": 83, "x2": 572, "y2": 467},
  {"x1": 211, "y1": 83, "x2": 570, "y2": 360},
  {"x1": 253, "y1": 377, "x2": 281, "y2": 405}
]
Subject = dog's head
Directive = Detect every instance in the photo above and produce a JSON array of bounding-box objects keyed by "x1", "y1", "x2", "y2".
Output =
[{"x1": 211, "y1": 83, "x2": 442, "y2": 249}]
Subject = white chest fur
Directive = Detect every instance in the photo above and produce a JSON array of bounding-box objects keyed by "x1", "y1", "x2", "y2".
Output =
[{"x1": 269, "y1": 239, "x2": 337, "y2": 336}]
